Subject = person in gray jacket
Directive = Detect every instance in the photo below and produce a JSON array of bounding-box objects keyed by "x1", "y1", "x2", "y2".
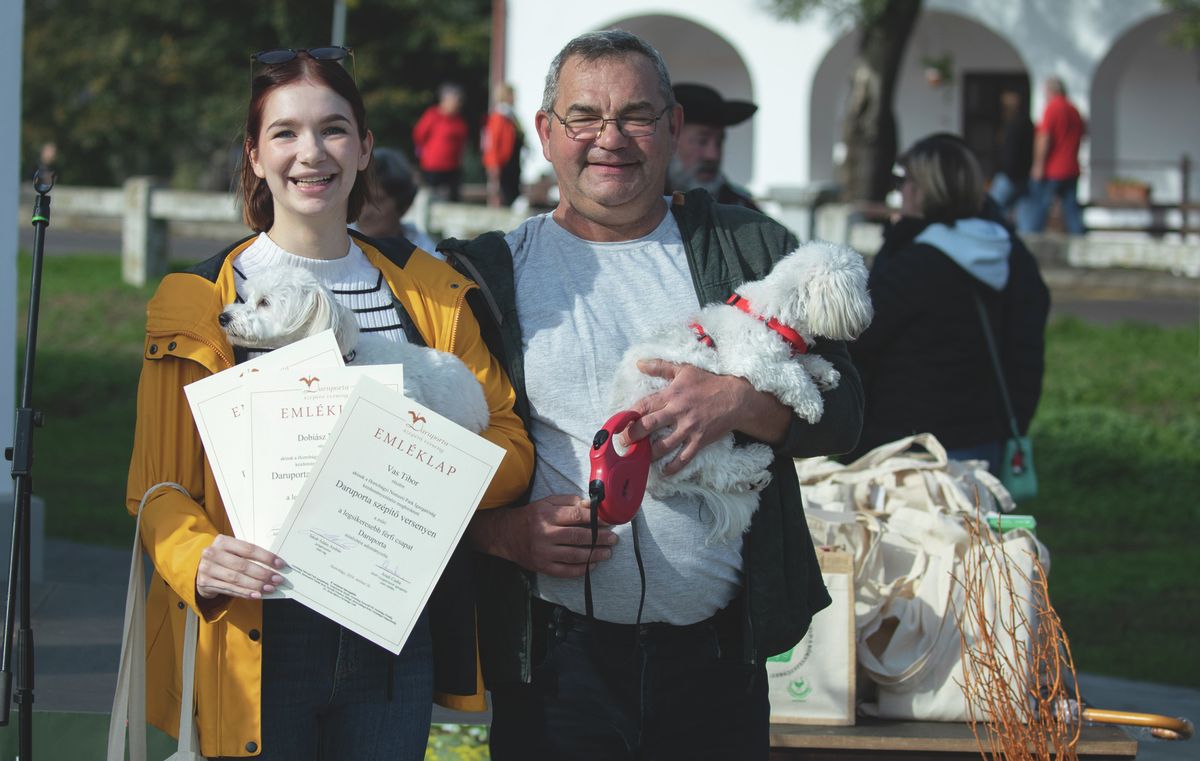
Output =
[{"x1": 441, "y1": 30, "x2": 863, "y2": 760}]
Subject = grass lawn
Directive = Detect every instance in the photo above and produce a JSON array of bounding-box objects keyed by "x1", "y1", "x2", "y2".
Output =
[{"x1": 13, "y1": 252, "x2": 1200, "y2": 691}]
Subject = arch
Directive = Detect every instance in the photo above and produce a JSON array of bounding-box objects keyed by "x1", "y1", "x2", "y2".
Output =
[
  {"x1": 602, "y1": 14, "x2": 757, "y2": 186},
  {"x1": 809, "y1": 10, "x2": 1028, "y2": 185},
  {"x1": 1089, "y1": 11, "x2": 1200, "y2": 202}
]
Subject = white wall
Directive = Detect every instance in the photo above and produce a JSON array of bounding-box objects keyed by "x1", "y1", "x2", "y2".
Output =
[
  {"x1": 1, "y1": 2, "x2": 22, "y2": 459},
  {"x1": 1091, "y1": 12, "x2": 1200, "y2": 201},
  {"x1": 507, "y1": 0, "x2": 1170, "y2": 196}
]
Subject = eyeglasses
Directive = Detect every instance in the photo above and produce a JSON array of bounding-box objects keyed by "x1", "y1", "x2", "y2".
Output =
[
  {"x1": 548, "y1": 105, "x2": 672, "y2": 141},
  {"x1": 250, "y1": 46, "x2": 355, "y2": 81}
]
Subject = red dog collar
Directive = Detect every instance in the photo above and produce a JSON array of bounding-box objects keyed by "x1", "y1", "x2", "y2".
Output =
[{"x1": 726, "y1": 294, "x2": 808, "y2": 355}]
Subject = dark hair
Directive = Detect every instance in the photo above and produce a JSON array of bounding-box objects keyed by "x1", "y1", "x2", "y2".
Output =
[
  {"x1": 238, "y1": 54, "x2": 372, "y2": 231},
  {"x1": 898, "y1": 133, "x2": 984, "y2": 224},
  {"x1": 371, "y1": 147, "x2": 420, "y2": 215},
  {"x1": 541, "y1": 30, "x2": 675, "y2": 113}
]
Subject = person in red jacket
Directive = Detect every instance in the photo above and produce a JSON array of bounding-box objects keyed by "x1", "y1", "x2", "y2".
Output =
[
  {"x1": 413, "y1": 83, "x2": 468, "y2": 201},
  {"x1": 482, "y1": 83, "x2": 524, "y2": 207},
  {"x1": 1018, "y1": 77, "x2": 1086, "y2": 235}
]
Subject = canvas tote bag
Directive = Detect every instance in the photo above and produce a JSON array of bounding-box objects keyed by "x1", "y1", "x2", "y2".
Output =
[
  {"x1": 107, "y1": 482, "x2": 205, "y2": 761},
  {"x1": 797, "y1": 433, "x2": 1048, "y2": 721}
]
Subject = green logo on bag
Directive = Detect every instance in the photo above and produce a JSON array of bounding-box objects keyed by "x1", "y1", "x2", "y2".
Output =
[
  {"x1": 767, "y1": 648, "x2": 794, "y2": 663},
  {"x1": 787, "y1": 679, "x2": 812, "y2": 701}
]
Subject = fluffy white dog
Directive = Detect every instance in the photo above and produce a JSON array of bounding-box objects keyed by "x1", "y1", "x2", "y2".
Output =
[
  {"x1": 219, "y1": 266, "x2": 490, "y2": 434},
  {"x1": 609, "y1": 240, "x2": 872, "y2": 542}
]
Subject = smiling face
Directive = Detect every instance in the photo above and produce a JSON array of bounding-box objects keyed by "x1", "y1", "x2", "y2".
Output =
[
  {"x1": 537, "y1": 53, "x2": 682, "y2": 241},
  {"x1": 249, "y1": 79, "x2": 373, "y2": 233}
]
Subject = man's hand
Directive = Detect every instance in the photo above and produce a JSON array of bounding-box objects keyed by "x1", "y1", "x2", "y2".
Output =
[
  {"x1": 196, "y1": 534, "x2": 285, "y2": 600},
  {"x1": 469, "y1": 495, "x2": 617, "y2": 578},
  {"x1": 622, "y1": 360, "x2": 790, "y2": 476}
]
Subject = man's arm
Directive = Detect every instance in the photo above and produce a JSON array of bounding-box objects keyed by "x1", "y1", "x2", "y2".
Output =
[
  {"x1": 622, "y1": 360, "x2": 791, "y2": 475},
  {"x1": 1030, "y1": 130, "x2": 1049, "y2": 182}
]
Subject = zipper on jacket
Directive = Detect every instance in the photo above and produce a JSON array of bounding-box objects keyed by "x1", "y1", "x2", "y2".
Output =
[{"x1": 446, "y1": 283, "x2": 474, "y2": 355}]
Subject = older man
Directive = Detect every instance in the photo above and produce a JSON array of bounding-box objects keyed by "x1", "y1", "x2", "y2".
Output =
[
  {"x1": 669, "y1": 82, "x2": 760, "y2": 209},
  {"x1": 441, "y1": 30, "x2": 862, "y2": 760}
]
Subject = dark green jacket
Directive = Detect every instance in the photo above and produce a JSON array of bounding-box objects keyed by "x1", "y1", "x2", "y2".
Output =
[{"x1": 441, "y1": 189, "x2": 864, "y2": 686}]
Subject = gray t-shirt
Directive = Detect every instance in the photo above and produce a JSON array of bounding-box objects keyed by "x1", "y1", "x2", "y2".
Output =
[{"x1": 508, "y1": 208, "x2": 743, "y2": 625}]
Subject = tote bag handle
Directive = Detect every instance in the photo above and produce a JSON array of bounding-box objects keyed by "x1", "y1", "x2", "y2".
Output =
[{"x1": 107, "y1": 482, "x2": 205, "y2": 761}]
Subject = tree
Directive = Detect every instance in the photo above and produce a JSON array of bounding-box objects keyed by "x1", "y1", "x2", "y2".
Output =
[
  {"x1": 1163, "y1": 0, "x2": 1200, "y2": 48},
  {"x1": 769, "y1": 0, "x2": 922, "y2": 201},
  {"x1": 21, "y1": 0, "x2": 491, "y2": 188}
]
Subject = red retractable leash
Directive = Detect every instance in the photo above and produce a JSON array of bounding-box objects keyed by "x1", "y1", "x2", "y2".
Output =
[{"x1": 585, "y1": 411, "x2": 651, "y2": 622}]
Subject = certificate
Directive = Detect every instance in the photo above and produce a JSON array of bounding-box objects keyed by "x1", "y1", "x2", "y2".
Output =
[
  {"x1": 183, "y1": 330, "x2": 343, "y2": 539},
  {"x1": 245, "y1": 365, "x2": 405, "y2": 548},
  {"x1": 271, "y1": 376, "x2": 505, "y2": 654}
]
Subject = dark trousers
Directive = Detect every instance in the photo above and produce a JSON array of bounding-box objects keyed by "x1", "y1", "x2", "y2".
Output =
[
  {"x1": 489, "y1": 601, "x2": 770, "y2": 761},
  {"x1": 423, "y1": 169, "x2": 462, "y2": 202},
  {"x1": 215, "y1": 599, "x2": 433, "y2": 761}
]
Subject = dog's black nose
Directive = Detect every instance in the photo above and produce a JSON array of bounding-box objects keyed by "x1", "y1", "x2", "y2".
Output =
[{"x1": 218, "y1": 312, "x2": 231, "y2": 327}]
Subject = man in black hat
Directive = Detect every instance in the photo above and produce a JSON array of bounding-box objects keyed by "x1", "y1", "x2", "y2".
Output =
[{"x1": 669, "y1": 82, "x2": 760, "y2": 210}]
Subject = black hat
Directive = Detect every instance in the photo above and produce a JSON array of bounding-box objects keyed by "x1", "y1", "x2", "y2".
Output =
[{"x1": 673, "y1": 83, "x2": 757, "y2": 127}]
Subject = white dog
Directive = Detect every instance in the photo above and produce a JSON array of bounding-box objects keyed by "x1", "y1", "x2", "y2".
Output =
[
  {"x1": 219, "y1": 266, "x2": 490, "y2": 434},
  {"x1": 609, "y1": 240, "x2": 872, "y2": 542}
]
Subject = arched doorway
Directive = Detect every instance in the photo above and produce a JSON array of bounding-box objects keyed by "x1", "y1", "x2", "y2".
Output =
[
  {"x1": 604, "y1": 14, "x2": 757, "y2": 187},
  {"x1": 1089, "y1": 11, "x2": 1200, "y2": 203},
  {"x1": 809, "y1": 11, "x2": 1028, "y2": 187}
]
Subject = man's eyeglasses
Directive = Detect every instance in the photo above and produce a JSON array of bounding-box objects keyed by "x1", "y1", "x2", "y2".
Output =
[
  {"x1": 250, "y1": 46, "x2": 355, "y2": 80},
  {"x1": 548, "y1": 105, "x2": 672, "y2": 141}
]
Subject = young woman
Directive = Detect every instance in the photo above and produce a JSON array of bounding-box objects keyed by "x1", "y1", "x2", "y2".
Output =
[
  {"x1": 125, "y1": 48, "x2": 533, "y2": 759},
  {"x1": 848, "y1": 133, "x2": 1050, "y2": 468}
]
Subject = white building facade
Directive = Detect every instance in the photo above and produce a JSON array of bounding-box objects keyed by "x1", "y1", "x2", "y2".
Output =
[{"x1": 501, "y1": 0, "x2": 1198, "y2": 204}]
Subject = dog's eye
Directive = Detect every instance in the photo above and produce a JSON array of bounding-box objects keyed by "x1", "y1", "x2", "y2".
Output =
[{"x1": 257, "y1": 298, "x2": 270, "y2": 308}]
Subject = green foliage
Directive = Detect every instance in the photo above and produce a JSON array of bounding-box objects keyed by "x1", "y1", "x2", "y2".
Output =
[
  {"x1": 22, "y1": 0, "x2": 491, "y2": 188},
  {"x1": 1163, "y1": 0, "x2": 1200, "y2": 49},
  {"x1": 425, "y1": 724, "x2": 489, "y2": 760}
]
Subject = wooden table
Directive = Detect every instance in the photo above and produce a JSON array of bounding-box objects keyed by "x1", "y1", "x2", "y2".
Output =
[{"x1": 769, "y1": 719, "x2": 1138, "y2": 760}]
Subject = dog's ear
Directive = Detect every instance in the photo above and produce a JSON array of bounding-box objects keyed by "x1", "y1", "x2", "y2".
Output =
[
  {"x1": 801, "y1": 244, "x2": 874, "y2": 340},
  {"x1": 303, "y1": 282, "x2": 359, "y2": 356}
]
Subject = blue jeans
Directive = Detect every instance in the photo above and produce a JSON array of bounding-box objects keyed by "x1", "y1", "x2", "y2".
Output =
[
  {"x1": 489, "y1": 600, "x2": 769, "y2": 761},
  {"x1": 988, "y1": 172, "x2": 1024, "y2": 211},
  {"x1": 946, "y1": 441, "x2": 1005, "y2": 477},
  {"x1": 215, "y1": 599, "x2": 434, "y2": 761},
  {"x1": 1018, "y1": 177, "x2": 1086, "y2": 235}
]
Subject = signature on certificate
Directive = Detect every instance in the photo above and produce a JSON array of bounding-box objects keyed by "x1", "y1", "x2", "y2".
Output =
[
  {"x1": 308, "y1": 528, "x2": 354, "y2": 550},
  {"x1": 377, "y1": 562, "x2": 410, "y2": 584}
]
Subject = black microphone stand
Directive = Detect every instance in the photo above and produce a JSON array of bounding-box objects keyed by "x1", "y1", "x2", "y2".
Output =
[{"x1": 1, "y1": 170, "x2": 54, "y2": 760}]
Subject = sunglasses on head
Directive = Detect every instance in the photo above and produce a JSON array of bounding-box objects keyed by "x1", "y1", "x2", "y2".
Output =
[
  {"x1": 250, "y1": 46, "x2": 356, "y2": 82},
  {"x1": 251, "y1": 46, "x2": 352, "y2": 65}
]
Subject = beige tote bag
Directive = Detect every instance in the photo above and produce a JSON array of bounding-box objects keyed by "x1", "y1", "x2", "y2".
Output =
[{"x1": 107, "y1": 482, "x2": 205, "y2": 761}]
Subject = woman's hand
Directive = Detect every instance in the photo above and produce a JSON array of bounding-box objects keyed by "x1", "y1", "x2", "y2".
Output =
[{"x1": 195, "y1": 534, "x2": 286, "y2": 600}]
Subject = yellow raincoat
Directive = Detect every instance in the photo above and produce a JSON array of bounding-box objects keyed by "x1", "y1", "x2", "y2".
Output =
[{"x1": 125, "y1": 235, "x2": 533, "y2": 757}]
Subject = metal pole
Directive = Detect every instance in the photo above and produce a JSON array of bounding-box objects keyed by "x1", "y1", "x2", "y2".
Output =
[
  {"x1": 1181, "y1": 154, "x2": 1191, "y2": 237},
  {"x1": 331, "y1": 0, "x2": 347, "y2": 47}
]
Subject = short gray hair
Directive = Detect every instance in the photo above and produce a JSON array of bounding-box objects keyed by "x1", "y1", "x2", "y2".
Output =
[{"x1": 540, "y1": 30, "x2": 675, "y2": 113}]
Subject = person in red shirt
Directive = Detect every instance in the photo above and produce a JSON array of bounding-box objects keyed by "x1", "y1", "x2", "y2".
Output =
[
  {"x1": 412, "y1": 83, "x2": 469, "y2": 201},
  {"x1": 482, "y1": 83, "x2": 524, "y2": 207},
  {"x1": 1018, "y1": 77, "x2": 1086, "y2": 235}
]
